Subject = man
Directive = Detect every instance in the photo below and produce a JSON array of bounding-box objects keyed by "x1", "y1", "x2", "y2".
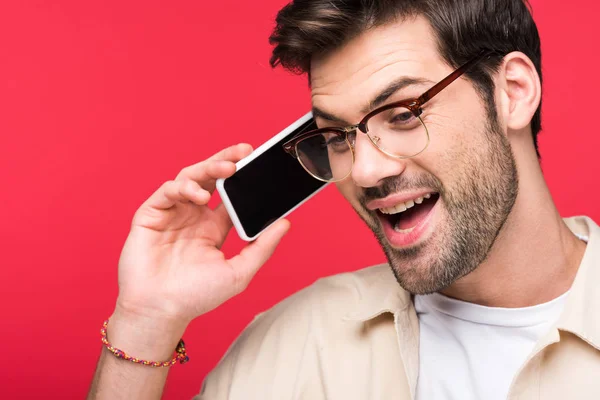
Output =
[{"x1": 88, "y1": 0, "x2": 599, "y2": 399}]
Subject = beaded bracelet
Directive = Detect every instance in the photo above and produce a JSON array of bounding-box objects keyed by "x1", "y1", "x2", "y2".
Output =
[{"x1": 101, "y1": 319, "x2": 189, "y2": 367}]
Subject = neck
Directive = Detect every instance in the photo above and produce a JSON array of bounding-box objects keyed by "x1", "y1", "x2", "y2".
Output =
[{"x1": 440, "y1": 135, "x2": 587, "y2": 308}]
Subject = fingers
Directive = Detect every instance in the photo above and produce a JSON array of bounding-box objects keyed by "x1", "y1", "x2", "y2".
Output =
[
  {"x1": 207, "y1": 143, "x2": 253, "y2": 162},
  {"x1": 139, "y1": 143, "x2": 254, "y2": 219},
  {"x1": 145, "y1": 179, "x2": 211, "y2": 210},
  {"x1": 227, "y1": 219, "x2": 291, "y2": 294},
  {"x1": 176, "y1": 143, "x2": 253, "y2": 193},
  {"x1": 212, "y1": 203, "x2": 235, "y2": 245},
  {"x1": 179, "y1": 160, "x2": 237, "y2": 194}
]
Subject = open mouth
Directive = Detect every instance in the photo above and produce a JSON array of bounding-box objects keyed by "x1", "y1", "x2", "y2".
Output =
[{"x1": 377, "y1": 193, "x2": 440, "y2": 232}]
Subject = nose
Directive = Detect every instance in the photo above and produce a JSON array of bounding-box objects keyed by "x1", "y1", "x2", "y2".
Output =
[{"x1": 350, "y1": 131, "x2": 408, "y2": 188}]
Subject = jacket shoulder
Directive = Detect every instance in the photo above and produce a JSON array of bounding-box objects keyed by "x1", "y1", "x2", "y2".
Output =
[{"x1": 196, "y1": 264, "x2": 393, "y2": 399}]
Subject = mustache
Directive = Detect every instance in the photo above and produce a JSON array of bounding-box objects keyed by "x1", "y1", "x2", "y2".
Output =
[{"x1": 358, "y1": 173, "x2": 445, "y2": 209}]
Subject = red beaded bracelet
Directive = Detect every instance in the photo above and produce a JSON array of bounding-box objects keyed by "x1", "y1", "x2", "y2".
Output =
[{"x1": 100, "y1": 319, "x2": 189, "y2": 367}]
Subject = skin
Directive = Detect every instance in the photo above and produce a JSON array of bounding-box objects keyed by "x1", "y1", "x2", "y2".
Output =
[
  {"x1": 88, "y1": 15, "x2": 587, "y2": 400},
  {"x1": 311, "y1": 16, "x2": 586, "y2": 306}
]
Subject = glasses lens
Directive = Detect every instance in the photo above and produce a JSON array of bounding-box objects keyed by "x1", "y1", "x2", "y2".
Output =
[
  {"x1": 295, "y1": 131, "x2": 353, "y2": 182},
  {"x1": 365, "y1": 106, "x2": 429, "y2": 157}
]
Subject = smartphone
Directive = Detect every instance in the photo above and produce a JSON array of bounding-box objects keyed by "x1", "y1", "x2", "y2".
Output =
[{"x1": 216, "y1": 112, "x2": 329, "y2": 241}]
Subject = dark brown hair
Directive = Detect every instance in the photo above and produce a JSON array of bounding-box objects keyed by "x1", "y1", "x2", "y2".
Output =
[{"x1": 269, "y1": 0, "x2": 543, "y2": 157}]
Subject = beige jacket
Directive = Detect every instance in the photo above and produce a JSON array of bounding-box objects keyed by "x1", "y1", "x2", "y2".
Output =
[{"x1": 196, "y1": 216, "x2": 600, "y2": 399}]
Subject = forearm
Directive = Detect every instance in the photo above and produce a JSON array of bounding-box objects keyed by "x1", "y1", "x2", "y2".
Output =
[
  {"x1": 87, "y1": 309, "x2": 188, "y2": 400},
  {"x1": 88, "y1": 347, "x2": 170, "y2": 400}
]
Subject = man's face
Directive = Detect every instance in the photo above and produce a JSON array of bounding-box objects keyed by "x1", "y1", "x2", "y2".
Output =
[{"x1": 310, "y1": 17, "x2": 519, "y2": 294}]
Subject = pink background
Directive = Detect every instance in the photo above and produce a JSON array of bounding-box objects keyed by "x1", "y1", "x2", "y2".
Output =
[{"x1": 1, "y1": 0, "x2": 598, "y2": 398}]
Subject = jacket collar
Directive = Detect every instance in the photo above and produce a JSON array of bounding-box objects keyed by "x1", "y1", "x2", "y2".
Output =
[
  {"x1": 342, "y1": 264, "x2": 411, "y2": 322},
  {"x1": 555, "y1": 216, "x2": 600, "y2": 350}
]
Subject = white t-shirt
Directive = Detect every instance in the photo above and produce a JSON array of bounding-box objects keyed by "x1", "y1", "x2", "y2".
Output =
[
  {"x1": 414, "y1": 289, "x2": 569, "y2": 400},
  {"x1": 414, "y1": 237, "x2": 589, "y2": 400}
]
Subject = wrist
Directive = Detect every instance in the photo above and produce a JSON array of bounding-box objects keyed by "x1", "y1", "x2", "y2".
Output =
[{"x1": 106, "y1": 306, "x2": 190, "y2": 361}]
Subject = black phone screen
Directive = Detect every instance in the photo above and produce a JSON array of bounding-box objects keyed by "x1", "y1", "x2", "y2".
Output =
[{"x1": 223, "y1": 118, "x2": 326, "y2": 238}]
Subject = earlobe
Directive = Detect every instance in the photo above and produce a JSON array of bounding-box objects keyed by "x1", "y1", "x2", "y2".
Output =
[{"x1": 501, "y1": 52, "x2": 541, "y2": 131}]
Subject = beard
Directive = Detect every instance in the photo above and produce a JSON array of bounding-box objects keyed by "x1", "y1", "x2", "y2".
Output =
[{"x1": 356, "y1": 114, "x2": 519, "y2": 295}]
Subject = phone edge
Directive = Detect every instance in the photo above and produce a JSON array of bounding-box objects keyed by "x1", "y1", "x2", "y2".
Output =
[{"x1": 216, "y1": 111, "x2": 319, "y2": 242}]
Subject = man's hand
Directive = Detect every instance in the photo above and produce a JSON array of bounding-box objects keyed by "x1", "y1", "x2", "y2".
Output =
[
  {"x1": 88, "y1": 143, "x2": 290, "y2": 400},
  {"x1": 116, "y1": 143, "x2": 290, "y2": 326}
]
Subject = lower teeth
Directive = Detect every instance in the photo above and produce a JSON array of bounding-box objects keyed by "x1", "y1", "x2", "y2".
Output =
[{"x1": 394, "y1": 221, "x2": 416, "y2": 233}]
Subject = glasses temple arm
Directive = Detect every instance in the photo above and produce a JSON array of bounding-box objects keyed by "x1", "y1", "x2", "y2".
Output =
[{"x1": 416, "y1": 50, "x2": 496, "y2": 107}]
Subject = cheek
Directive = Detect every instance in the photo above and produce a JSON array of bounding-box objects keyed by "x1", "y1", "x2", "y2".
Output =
[
  {"x1": 414, "y1": 112, "x2": 491, "y2": 199},
  {"x1": 335, "y1": 180, "x2": 369, "y2": 218},
  {"x1": 422, "y1": 106, "x2": 488, "y2": 169},
  {"x1": 423, "y1": 84, "x2": 491, "y2": 153},
  {"x1": 335, "y1": 180, "x2": 358, "y2": 205}
]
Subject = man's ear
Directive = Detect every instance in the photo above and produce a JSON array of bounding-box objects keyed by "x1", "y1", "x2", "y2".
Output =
[{"x1": 497, "y1": 52, "x2": 541, "y2": 132}]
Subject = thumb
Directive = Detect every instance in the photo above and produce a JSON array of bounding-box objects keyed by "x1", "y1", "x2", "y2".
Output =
[{"x1": 228, "y1": 219, "x2": 291, "y2": 293}]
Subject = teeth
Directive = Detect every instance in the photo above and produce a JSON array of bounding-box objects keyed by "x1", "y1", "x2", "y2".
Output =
[
  {"x1": 394, "y1": 224, "x2": 416, "y2": 234},
  {"x1": 379, "y1": 194, "x2": 434, "y2": 215}
]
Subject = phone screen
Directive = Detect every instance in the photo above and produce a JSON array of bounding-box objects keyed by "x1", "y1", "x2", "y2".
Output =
[{"x1": 222, "y1": 118, "x2": 326, "y2": 238}]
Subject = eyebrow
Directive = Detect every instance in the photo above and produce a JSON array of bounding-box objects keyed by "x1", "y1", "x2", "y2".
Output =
[{"x1": 312, "y1": 76, "x2": 434, "y2": 125}]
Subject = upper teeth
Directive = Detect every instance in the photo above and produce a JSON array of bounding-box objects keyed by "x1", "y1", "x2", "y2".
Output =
[{"x1": 379, "y1": 193, "x2": 432, "y2": 215}]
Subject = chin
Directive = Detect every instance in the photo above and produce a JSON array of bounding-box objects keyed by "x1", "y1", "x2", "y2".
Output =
[
  {"x1": 385, "y1": 240, "x2": 448, "y2": 295},
  {"x1": 379, "y1": 218, "x2": 475, "y2": 295}
]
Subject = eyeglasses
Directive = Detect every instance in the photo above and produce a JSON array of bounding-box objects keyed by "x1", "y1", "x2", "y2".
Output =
[{"x1": 283, "y1": 50, "x2": 501, "y2": 182}]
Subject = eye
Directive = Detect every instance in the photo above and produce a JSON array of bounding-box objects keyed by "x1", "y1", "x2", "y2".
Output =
[
  {"x1": 390, "y1": 110, "x2": 415, "y2": 124},
  {"x1": 323, "y1": 131, "x2": 351, "y2": 154},
  {"x1": 325, "y1": 134, "x2": 346, "y2": 146},
  {"x1": 378, "y1": 107, "x2": 422, "y2": 131}
]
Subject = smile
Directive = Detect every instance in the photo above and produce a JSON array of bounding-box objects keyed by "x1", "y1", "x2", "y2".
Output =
[{"x1": 373, "y1": 192, "x2": 441, "y2": 248}]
